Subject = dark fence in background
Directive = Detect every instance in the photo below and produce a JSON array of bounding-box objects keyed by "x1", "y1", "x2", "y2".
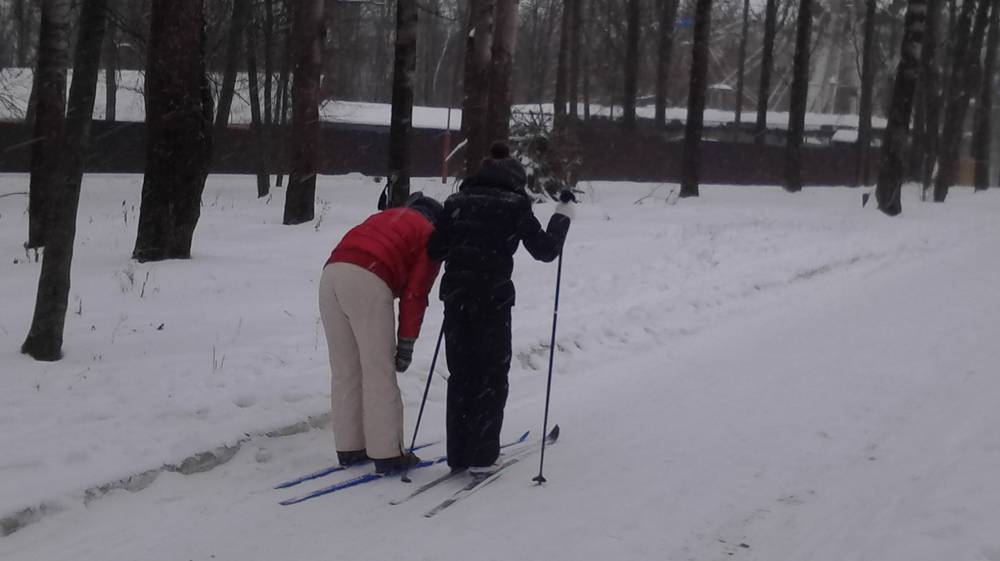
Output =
[
  {"x1": 1, "y1": 120, "x2": 879, "y2": 186},
  {"x1": 0, "y1": 121, "x2": 450, "y2": 177},
  {"x1": 577, "y1": 123, "x2": 880, "y2": 185}
]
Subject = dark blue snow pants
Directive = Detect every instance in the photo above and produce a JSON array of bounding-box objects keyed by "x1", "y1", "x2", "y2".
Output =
[{"x1": 443, "y1": 304, "x2": 512, "y2": 470}]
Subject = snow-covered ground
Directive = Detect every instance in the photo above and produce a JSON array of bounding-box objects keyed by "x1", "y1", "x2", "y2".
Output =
[
  {"x1": 1, "y1": 174, "x2": 998, "y2": 561},
  {"x1": 0, "y1": 68, "x2": 887, "y2": 131}
]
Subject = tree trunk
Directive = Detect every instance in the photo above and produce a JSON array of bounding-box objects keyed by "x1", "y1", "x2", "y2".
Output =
[
  {"x1": 486, "y1": 0, "x2": 518, "y2": 144},
  {"x1": 373, "y1": 0, "x2": 395, "y2": 101},
  {"x1": 755, "y1": 0, "x2": 779, "y2": 144},
  {"x1": 875, "y1": 0, "x2": 928, "y2": 216},
  {"x1": 526, "y1": 0, "x2": 551, "y2": 102},
  {"x1": 247, "y1": 12, "x2": 270, "y2": 198},
  {"x1": 103, "y1": 2, "x2": 118, "y2": 122},
  {"x1": 583, "y1": 0, "x2": 594, "y2": 119},
  {"x1": 263, "y1": 0, "x2": 276, "y2": 127},
  {"x1": 973, "y1": 0, "x2": 998, "y2": 191},
  {"x1": 993, "y1": 89, "x2": 1000, "y2": 187},
  {"x1": 26, "y1": 0, "x2": 70, "y2": 250},
  {"x1": 734, "y1": 0, "x2": 750, "y2": 125},
  {"x1": 214, "y1": 0, "x2": 250, "y2": 138},
  {"x1": 462, "y1": 0, "x2": 495, "y2": 176},
  {"x1": 908, "y1": 84, "x2": 927, "y2": 180},
  {"x1": 785, "y1": 0, "x2": 813, "y2": 193},
  {"x1": 937, "y1": 0, "x2": 958, "y2": 157},
  {"x1": 920, "y1": 0, "x2": 942, "y2": 195},
  {"x1": 26, "y1": 71, "x2": 40, "y2": 127},
  {"x1": 283, "y1": 0, "x2": 324, "y2": 225},
  {"x1": 387, "y1": 0, "x2": 417, "y2": 207},
  {"x1": 275, "y1": 3, "x2": 294, "y2": 187},
  {"x1": 680, "y1": 0, "x2": 713, "y2": 198},
  {"x1": 432, "y1": 7, "x2": 464, "y2": 106},
  {"x1": 569, "y1": 0, "x2": 582, "y2": 121},
  {"x1": 655, "y1": 0, "x2": 680, "y2": 127},
  {"x1": 320, "y1": 0, "x2": 338, "y2": 102},
  {"x1": 855, "y1": 0, "x2": 876, "y2": 186},
  {"x1": 933, "y1": 0, "x2": 989, "y2": 202},
  {"x1": 22, "y1": 0, "x2": 108, "y2": 361},
  {"x1": 15, "y1": 0, "x2": 33, "y2": 68},
  {"x1": 133, "y1": 0, "x2": 214, "y2": 260},
  {"x1": 553, "y1": 0, "x2": 569, "y2": 131},
  {"x1": 622, "y1": 0, "x2": 641, "y2": 128}
]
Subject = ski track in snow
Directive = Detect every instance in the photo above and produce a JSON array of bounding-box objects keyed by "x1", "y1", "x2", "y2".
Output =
[{"x1": 1, "y1": 173, "x2": 999, "y2": 560}]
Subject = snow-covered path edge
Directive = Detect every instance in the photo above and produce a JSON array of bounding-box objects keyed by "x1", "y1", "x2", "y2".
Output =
[{"x1": 0, "y1": 413, "x2": 329, "y2": 537}]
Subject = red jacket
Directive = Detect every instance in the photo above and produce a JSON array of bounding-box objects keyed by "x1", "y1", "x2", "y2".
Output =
[{"x1": 327, "y1": 207, "x2": 441, "y2": 340}]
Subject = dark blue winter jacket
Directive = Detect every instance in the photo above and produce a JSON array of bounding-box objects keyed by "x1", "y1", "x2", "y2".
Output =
[{"x1": 427, "y1": 159, "x2": 570, "y2": 312}]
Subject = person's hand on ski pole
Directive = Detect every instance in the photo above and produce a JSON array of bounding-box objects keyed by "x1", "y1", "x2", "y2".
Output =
[
  {"x1": 558, "y1": 190, "x2": 577, "y2": 203},
  {"x1": 555, "y1": 190, "x2": 577, "y2": 222}
]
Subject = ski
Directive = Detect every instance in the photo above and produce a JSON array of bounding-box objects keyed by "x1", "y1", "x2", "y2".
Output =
[
  {"x1": 423, "y1": 425, "x2": 560, "y2": 519},
  {"x1": 273, "y1": 440, "x2": 440, "y2": 490},
  {"x1": 389, "y1": 430, "x2": 530, "y2": 506},
  {"x1": 280, "y1": 457, "x2": 445, "y2": 505},
  {"x1": 279, "y1": 430, "x2": 531, "y2": 506}
]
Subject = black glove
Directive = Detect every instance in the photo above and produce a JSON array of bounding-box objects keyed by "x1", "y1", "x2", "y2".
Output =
[
  {"x1": 559, "y1": 190, "x2": 577, "y2": 203},
  {"x1": 395, "y1": 338, "x2": 415, "y2": 372}
]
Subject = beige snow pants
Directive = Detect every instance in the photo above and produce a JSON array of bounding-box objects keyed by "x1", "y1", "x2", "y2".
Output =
[{"x1": 319, "y1": 262, "x2": 404, "y2": 460}]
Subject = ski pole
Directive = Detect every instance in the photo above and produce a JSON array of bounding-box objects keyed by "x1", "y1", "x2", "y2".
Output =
[
  {"x1": 401, "y1": 323, "x2": 445, "y2": 482},
  {"x1": 533, "y1": 249, "x2": 564, "y2": 485}
]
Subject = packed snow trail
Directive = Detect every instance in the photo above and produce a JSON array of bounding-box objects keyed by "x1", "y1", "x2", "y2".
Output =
[{"x1": 2, "y1": 183, "x2": 998, "y2": 560}]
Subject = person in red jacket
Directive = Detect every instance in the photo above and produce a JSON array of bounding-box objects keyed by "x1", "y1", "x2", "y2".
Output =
[{"x1": 319, "y1": 192, "x2": 443, "y2": 474}]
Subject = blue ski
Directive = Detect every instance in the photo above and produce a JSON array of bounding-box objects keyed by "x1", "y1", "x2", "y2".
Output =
[
  {"x1": 274, "y1": 440, "x2": 439, "y2": 490},
  {"x1": 279, "y1": 431, "x2": 530, "y2": 506},
  {"x1": 280, "y1": 457, "x2": 447, "y2": 505}
]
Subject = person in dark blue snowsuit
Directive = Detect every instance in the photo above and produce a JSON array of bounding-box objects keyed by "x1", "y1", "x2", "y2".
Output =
[{"x1": 427, "y1": 142, "x2": 575, "y2": 474}]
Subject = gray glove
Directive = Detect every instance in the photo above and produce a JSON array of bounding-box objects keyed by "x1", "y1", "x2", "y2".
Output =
[{"x1": 395, "y1": 338, "x2": 415, "y2": 372}]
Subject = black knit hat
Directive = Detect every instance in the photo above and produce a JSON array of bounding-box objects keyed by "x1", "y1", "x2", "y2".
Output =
[
  {"x1": 490, "y1": 141, "x2": 511, "y2": 159},
  {"x1": 481, "y1": 141, "x2": 527, "y2": 189},
  {"x1": 404, "y1": 191, "x2": 444, "y2": 225}
]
